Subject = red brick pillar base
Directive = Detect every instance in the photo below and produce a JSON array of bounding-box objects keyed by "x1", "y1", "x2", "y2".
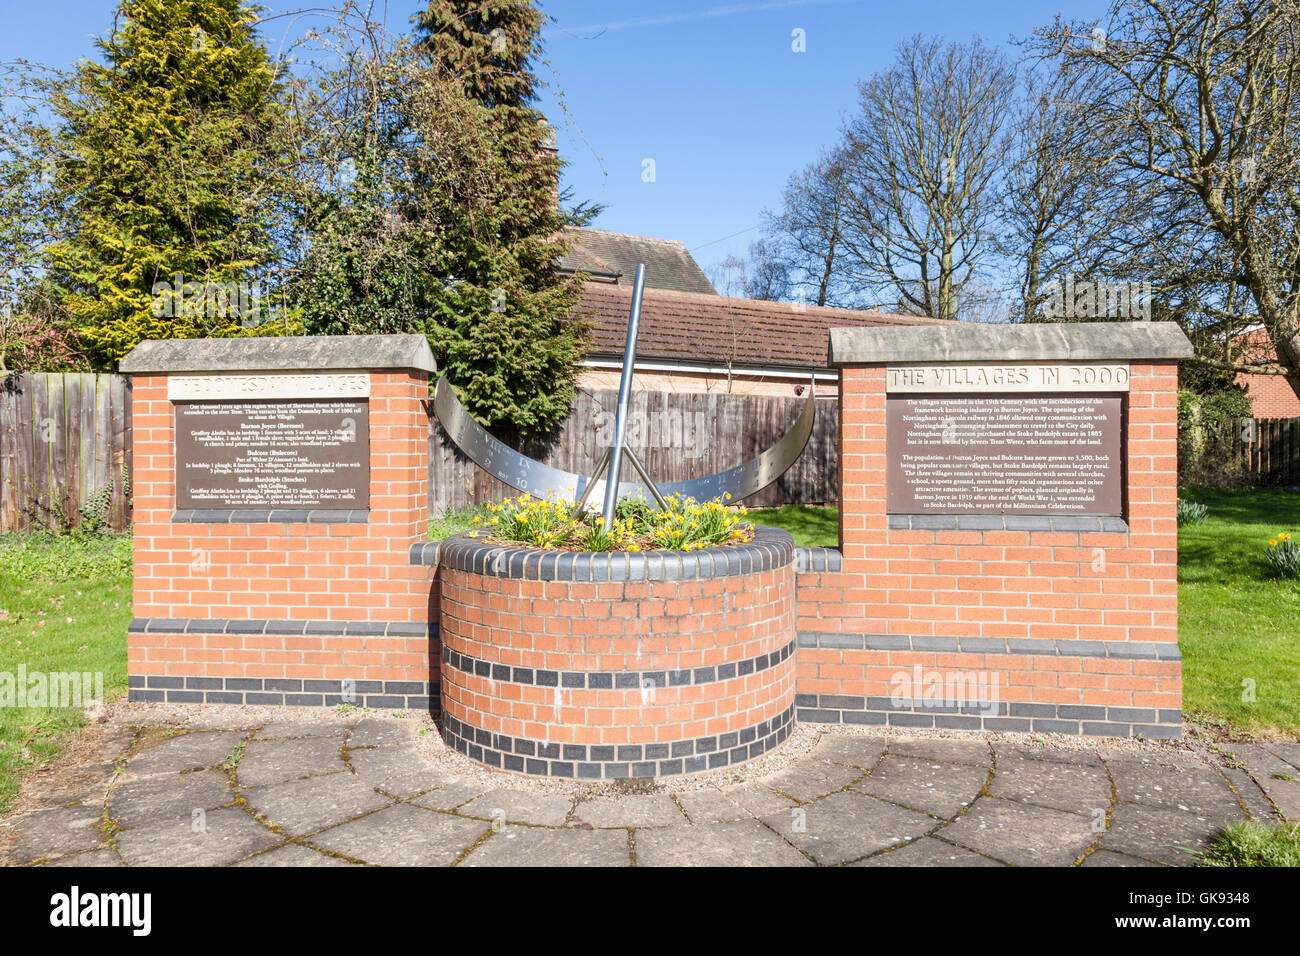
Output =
[
  {"x1": 120, "y1": 335, "x2": 438, "y2": 709},
  {"x1": 793, "y1": 324, "x2": 1192, "y2": 737}
]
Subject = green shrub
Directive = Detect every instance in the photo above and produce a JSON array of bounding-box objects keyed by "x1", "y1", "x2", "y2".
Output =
[
  {"x1": 1177, "y1": 387, "x2": 1254, "y2": 487},
  {"x1": 1265, "y1": 531, "x2": 1300, "y2": 578},
  {"x1": 1176, "y1": 498, "x2": 1209, "y2": 525}
]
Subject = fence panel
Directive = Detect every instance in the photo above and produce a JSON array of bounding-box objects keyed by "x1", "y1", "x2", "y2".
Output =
[{"x1": 0, "y1": 372, "x2": 133, "y2": 532}]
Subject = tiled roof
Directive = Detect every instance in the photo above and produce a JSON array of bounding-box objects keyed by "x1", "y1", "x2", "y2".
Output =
[
  {"x1": 576, "y1": 283, "x2": 950, "y2": 371},
  {"x1": 560, "y1": 228, "x2": 717, "y2": 295}
]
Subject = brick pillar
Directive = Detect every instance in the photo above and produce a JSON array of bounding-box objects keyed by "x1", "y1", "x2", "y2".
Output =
[
  {"x1": 795, "y1": 324, "x2": 1191, "y2": 738},
  {"x1": 121, "y1": 336, "x2": 438, "y2": 709}
]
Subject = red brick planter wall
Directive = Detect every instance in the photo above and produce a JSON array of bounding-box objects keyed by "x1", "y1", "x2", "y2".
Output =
[{"x1": 430, "y1": 527, "x2": 796, "y2": 779}]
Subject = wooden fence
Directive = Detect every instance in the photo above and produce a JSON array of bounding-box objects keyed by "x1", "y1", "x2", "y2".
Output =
[
  {"x1": 0, "y1": 374, "x2": 838, "y2": 532},
  {"x1": 1232, "y1": 417, "x2": 1300, "y2": 484},
  {"x1": 0, "y1": 373, "x2": 133, "y2": 532},
  {"x1": 430, "y1": 387, "x2": 841, "y2": 514}
]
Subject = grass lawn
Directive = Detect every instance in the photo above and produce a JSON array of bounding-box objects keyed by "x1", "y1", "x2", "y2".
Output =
[
  {"x1": 0, "y1": 532, "x2": 133, "y2": 813},
  {"x1": 749, "y1": 504, "x2": 840, "y2": 547},
  {"x1": 1200, "y1": 820, "x2": 1300, "y2": 866},
  {"x1": 1177, "y1": 487, "x2": 1300, "y2": 737}
]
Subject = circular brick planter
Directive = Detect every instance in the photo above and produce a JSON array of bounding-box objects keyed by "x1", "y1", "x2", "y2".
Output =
[{"x1": 435, "y1": 526, "x2": 796, "y2": 780}]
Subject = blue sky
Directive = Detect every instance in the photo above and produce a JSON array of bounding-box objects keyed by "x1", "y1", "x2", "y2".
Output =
[{"x1": 1, "y1": 0, "x2": 1107, "y2": 276}]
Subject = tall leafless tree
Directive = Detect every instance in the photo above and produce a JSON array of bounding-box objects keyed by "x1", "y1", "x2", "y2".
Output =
[
  {"x1": 837, "y1": 36, "x2": 1015, "y2": 320},
  {"x1": 997, "y1": 59, "x2": 1142, "y2": 322},
  {"x1": 1036, "y1": 0, "x2": 1300, "y2": 399},
  {"x1": 759, "y1": 148, "x2": 852, "y2": 306}
]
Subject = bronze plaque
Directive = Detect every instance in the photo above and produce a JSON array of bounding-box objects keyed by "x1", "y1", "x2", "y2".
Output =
[
  {"x1": 175, "y1": 400, "x2": 369, "y2": 510},
  {"x1": 886, "y1": 394, "x2": 1123, "y2": 515}
]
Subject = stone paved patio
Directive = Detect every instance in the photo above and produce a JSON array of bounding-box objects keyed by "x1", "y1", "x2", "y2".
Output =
[{"x1": 3, "y1": 712, "x2": 1296, "y2": 867}]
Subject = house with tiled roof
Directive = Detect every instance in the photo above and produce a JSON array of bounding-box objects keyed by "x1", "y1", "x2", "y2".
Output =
[
  {"x1": 559, "y1": 228, "x2": 718, "y2": 295},
  {"x1": 572, "y1": 280, "x2": 947, "y2": 397},
  {"x1": 1233, "y1": 327, "x2": 1300, "y2": 418}
]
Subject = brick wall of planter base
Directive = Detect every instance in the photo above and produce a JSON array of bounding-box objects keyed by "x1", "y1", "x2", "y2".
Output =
[{"x1": 429, "y1": 528, "x2": 796, "y2": 779}]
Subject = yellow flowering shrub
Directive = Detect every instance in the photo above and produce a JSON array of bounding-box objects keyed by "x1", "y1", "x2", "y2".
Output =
[{"x1": 470, "y1": 492, "x2": 754, "y2": 552}]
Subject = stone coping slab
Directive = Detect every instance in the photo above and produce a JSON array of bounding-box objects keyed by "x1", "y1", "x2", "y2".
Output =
[
  {"x1": 172, "y1": 508, "x2": 370, "y2": 525},
  {"x1": 120, "y1": 333, "x2": 436, "y2": 374},
  {"x1": 796, "y1": 630, "x2": 1182, "y2": 661},
  {"x1": 418, "y1": 525, "x2": 794, "y2": 581},
  {"x1": 888, "y1": 514, "x2": 1130, "y2": 533},
  {"x1": 829, "y1": 322, "x2": 1195, "y2": 366}
]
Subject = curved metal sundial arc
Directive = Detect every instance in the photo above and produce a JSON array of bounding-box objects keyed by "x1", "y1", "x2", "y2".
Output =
[
  {"x1": 433, "y1": 373, "x2": 817, "y2": 507},
  {"x1": 432, "y1": 261, "x2": 817, "y2": 509}
]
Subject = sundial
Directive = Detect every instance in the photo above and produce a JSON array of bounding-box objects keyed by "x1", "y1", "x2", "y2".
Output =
[{"x1": 434, "y1": 264, "x2": 817, "y2": 523}]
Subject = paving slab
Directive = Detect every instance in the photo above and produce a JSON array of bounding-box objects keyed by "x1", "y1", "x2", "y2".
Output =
[
  {"x1": 115, "y1": 806, "x2": 278, "y2": 866},
  {"x1": 458, "y1": 789, "x2": 574, "y2": 827},
  {"x1": 108, "y1": 769, "x2": 233, "y2": 831},
  {"x1": 308, "y1": 804, "x2": 489, "y2": 866},
  {"x1": 762, "y1": 791, "x2": 935, "y2": 865},
  {"x1": 255, "y1": 719, "x2": 356, "y2": 740},
  {"x1": 44, "y1": 848, "x2": 124, "y2": 867},
  {"x1": 1106, "y1": 756, "x2": 1241, "y2": 820},
  {"x1": 408, "y1": 781, "x2": 489, "y2": 812},
  {"x1": 852, "y1": 836, "x2": 1005, "y2": 867},
  {"x1": 235, "y1": 737, "x2": 349, "y2": 788},
  {"x1": 940, "y1": 796, "x2": 1095, "y2": 866},
  {"x1": 234, "y1": 843, "x2": 363, "y2": 867},
  {"x1": 635, "y1": 819, "x2": 812, "y2": 867},
  {"x1": 1257, "y1": 777, "x2": 1300, "y2": 820},
  {"x1": 853, "y1": 755, "x2": 987, "y2": 818},
  {"x1": 461, "y1": 826, "x2": 631, "y2": 867},
  {"x1": 1, "y1": 805, "x2": 107, "y2": 864},
  {"x1": 20, "y1": 748, "x2": 124, "y2": 810},
  {"x1": 1221, "y1": 768, "x2": 1280, "y2": 822},
  {"x1": 987, "y1": 754, "x2": 1111, "y2": 815},
  {"x1": 809, "y1": 735, "x2": 887, "y2": 769},
  {"x1": 569, "y1": 793, "x2": 687, "y2": 829},
  {"x1": 995, "y1": 743, "x2": 1104, "y2": 767},
  {"x1": 347, "y1": 718, "x2": 424, "y2": 748},
  {"x1": 763, "y1": 759, "x2": 865, "y2": 803},
  {"x1": 1263, "y1": 742, "x2": 1300, "y2": 771},
  {"x1": 347, "y1": 746, "x2": 455, "y2": 798},
  {"x1": 887, "y1": 737, "x2": 993, "y2": 767},
  {"x1": 126, "y1": 731, "x2": 246, "y2": 777},
  {"x1": 721, "y1": 783, "x2": 798, "y2": 817},
  {"x1": 241, "y1": 772, "x2": 392, "y2": 836},
  {"x1": 675, "y1": 789, "x2": 750, "y2": 824},
  {"x1": 1099, "y1": 803, "x2": 1226, "y2": 866},
  {"x1": 1225, "y1": 746, "x2": 1300, "y2": 819}
]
